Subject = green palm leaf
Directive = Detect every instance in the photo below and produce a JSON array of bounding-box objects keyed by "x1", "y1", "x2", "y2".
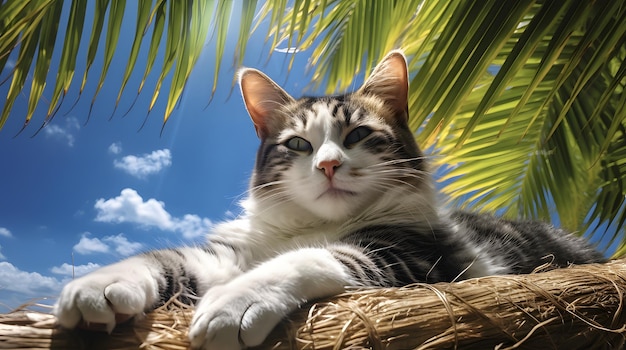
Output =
[{"x1": 0, "y1": 0, "x2": 248, "y2": 129}]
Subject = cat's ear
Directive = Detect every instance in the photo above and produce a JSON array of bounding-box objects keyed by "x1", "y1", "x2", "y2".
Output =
[
  {"x1": 358, "y1": 50, "x2": 409, "y2": 122},
  {"x1": 239, "y1": 68, "x2": 295, "y2": 139}
]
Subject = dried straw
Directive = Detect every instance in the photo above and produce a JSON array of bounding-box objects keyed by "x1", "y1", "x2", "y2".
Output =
[{"x1": 2, "y1": 259, "x2": 626, "y2": 349}]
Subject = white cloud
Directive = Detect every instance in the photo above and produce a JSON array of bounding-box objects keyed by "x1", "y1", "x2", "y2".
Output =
[
  {"x1": 113, "y1": 149, "x2": 172, "y2": 178},
  {"x1": 73, "y1": 233, "x2": 110, "y2": 255},
  {"x1": 43, "y1": 117, "x2": 80, "y2": 147},
  {"x1": 0, "y1": 227, "x2": 11, "y2": 238},
  {"x1": 103, "y1": 234, "x2": 144, "y2": 256},
  {"x1": 0, "y1": 262, "x2": 63, "y2": 296},
  {"x1": 174, "y1": 214, "x2": 214, "y2": 240},
  {"x1": 94, "y1": 188, "x2": 212, "y2": 239},
  {"x1": 51, "y1": 262, "x2": 101, "y2": 277},
  {"x1": 73, "y1": 232, "x2": 143, "y2": 256},
  {"x1": 108, "y1": 142, "x2": 122, "y2": 155},
  {"x1": 95, "y1": 188, "x2": 173, "y2": 229}
]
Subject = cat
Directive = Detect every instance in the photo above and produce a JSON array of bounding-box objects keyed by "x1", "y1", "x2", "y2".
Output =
[{"x1": 53, "y1": 50, "x2": 605, "y2": 350}]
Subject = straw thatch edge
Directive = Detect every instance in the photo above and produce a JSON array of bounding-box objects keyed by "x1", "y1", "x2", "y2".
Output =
[{"x1": 2, "y1": 259, "x2": 626, "y2": 349}]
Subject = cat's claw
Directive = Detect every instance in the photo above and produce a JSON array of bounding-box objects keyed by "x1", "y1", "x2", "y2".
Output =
[{"x1": 189, "y1": 282, "x2": 293, "y2": 350}]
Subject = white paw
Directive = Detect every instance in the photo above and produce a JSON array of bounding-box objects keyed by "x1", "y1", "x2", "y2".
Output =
[
  {"x1": 53, "y1": 260, "x2": 157, "y2": 333},
  {"x1": 188, "y1": 280, "x2": 297, "y2": 350}
]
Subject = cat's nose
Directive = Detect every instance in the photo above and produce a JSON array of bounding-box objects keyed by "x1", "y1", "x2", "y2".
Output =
[{"x1": 317, "y1": 159, "x2": 341, "y2": 179}]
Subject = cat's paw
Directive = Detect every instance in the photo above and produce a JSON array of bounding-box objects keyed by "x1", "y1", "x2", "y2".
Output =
[
  {"x1": 188, "y1": 280, "x2": 297, "y2": 350},
  {"x1": 53, "y1": 259, "x2": 158, "y2": 333}
]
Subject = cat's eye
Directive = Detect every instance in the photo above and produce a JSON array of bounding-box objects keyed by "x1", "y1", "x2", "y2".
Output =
[
  {"x1": 285, "y1": 136, "x2": 313, "y2": 152},
  {"x1": 344, "y1": 126, "x2": 373, "y2": 147}
]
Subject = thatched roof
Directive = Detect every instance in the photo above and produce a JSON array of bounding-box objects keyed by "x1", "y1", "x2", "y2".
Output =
[{"x1": 1, "y1": 259, "x2": 626, "y2": 349}]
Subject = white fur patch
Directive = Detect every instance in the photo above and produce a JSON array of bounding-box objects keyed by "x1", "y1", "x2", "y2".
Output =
[{"x1": 189, "y1": 248, "x2": 350, "y2": 350}]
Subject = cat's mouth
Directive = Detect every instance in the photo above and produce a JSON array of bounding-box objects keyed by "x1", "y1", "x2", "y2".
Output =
[{"x1": 318, "y1": 187, "x2": 358, "y2": 199}]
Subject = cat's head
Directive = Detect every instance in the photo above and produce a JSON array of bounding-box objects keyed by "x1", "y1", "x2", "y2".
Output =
[{"x1": 239, "y1": 51, "x2": 431, "y2": 223}]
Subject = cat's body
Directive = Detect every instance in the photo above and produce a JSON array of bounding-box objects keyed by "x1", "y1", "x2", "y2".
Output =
[{"x1": 54, "y1": 51, "x2": 604, "y2": 350}]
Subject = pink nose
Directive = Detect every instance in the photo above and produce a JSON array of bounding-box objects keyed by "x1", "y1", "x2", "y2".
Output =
[{"x1": 317, "y1": 159, "x2": 341, "y2": 179}]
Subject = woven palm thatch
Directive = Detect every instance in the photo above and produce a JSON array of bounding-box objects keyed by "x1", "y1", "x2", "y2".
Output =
[{"x1": 1, "y1": 259, "x2": 625, "y2": 349}]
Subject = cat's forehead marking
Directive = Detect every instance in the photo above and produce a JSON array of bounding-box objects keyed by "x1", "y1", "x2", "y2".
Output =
[
  {"x1": 305, "y1": 98, "x2": 359, "y2": 128},
  {"x1": 279, "y1": 96, "x2": 392, "y2": 144},
  {"x1": 306, "y1": 101, "x2": 337, "y2": 137}
]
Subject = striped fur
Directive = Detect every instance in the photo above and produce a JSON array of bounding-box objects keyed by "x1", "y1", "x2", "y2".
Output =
[{"x1": 54, "y1": 51, "x2": 604, "y2": 350}]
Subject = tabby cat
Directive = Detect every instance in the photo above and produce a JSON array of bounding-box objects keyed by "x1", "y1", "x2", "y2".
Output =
[{"x1": 54, "y1": 50, "x2": 605, "y2": 350}]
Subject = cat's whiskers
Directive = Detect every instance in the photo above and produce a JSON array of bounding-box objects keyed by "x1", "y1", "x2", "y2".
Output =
[
  {"x1": 248, "y1": 179, "x2": 290, "y2": 193},
  {"x1": 247, "y1": 181, "x2": 293, "y2": 210},
  {"x1": 254, "y1": 188, "x2": 291, "y2": 208},
  {"x1": 248, "y1": 181, "x2": 293, "y2": 202},
  {"x1": 358, "y1": 173, "x2": 440, "y2": 232},
  {"x1": 366, "y1": 172, "x2": 426, "y2": 193},
  {"x1": 369, "y1": 167, "x2": 427, "y2": 180},
  {"x1": 366, "y1": 159, "x2": 430, "y2": 184},
  {"x1": 366, "y1": 156, "x2": 429, "y2": 167}
]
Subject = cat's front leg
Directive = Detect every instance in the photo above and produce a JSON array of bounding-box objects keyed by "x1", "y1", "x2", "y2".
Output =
[
  {"x1": 54, "y1": 246, "x2": 241, "y2": 333},
  {"x1": 188, "y1": 247, "x2": 352, "y2": 350}
]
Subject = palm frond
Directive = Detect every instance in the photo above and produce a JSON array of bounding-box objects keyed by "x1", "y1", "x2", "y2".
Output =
[{"x1": 0, "y1": 0, "x2": 252, "y2": 131}]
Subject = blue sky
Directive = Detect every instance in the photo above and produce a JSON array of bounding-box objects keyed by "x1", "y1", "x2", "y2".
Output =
[{"x1": 0, "y1": 3, "x2": 321, "y2": 309}]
